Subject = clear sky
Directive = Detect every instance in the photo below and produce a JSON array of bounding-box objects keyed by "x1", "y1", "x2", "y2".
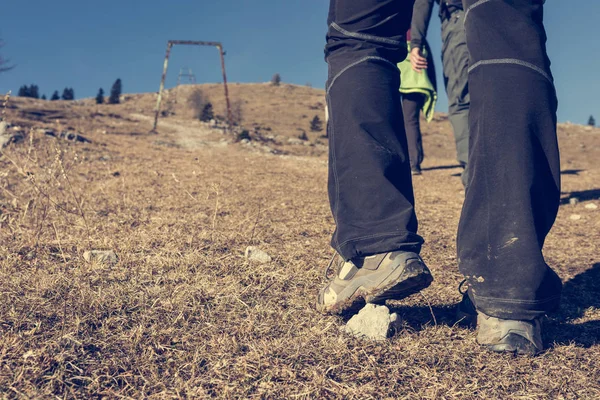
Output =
[{"x1": 1, "y1": 1, "x2": 599, "y2": 123}]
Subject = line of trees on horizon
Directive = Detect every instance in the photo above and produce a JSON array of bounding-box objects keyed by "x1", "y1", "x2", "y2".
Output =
[
  {"x1": 15, "y1": 78, "x2": 123, "y2": 104},
  {"x1": 18, "y1": 85, "x2": 75, "y2": 101}
]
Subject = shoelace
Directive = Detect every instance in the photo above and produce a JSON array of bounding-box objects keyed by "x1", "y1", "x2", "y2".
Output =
[
  {"x1": 458, "y1": 278, "x2": 469, "y2": 295},
  {"x1": 323, "y1": 252, "x2": 339, "y2": 280}
]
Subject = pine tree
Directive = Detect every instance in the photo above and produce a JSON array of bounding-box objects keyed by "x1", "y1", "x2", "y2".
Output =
[
  {"x1": 41, "y1": 94, "x2": 47, "y2": 100},
  {"x1": 108, "y1": 79, "x2": 122, "y2": 104},
  {"x1": 96, "y1": 88, "x2": 105, "y2": 104},
  {"x1": 50, "y1": 91, "x2": 60, "y2": 101},
  {"x1": 61, "y1": 87, "x2": 75, "y2": 100},
  {"x1": 588, "y1": 115, "x2": 596, "y2": 127},
  {"x1": 17, "y1": 84, "x2": 40, "y2": 98},
  {"x1": 29, "y1": 85, "x2": 39, "y2": 99},
  {"x1": 18, "y1": 85, "x2": 29, "y2": 97},
  {"x1": 310, "y1": 115, "x2": 323, "y2": 132}
]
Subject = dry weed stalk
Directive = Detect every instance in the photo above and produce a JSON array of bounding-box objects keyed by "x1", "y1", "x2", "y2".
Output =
[
  {"x1": 1, "y1": 129, "x2": 92, "y2": 249},
  {"x1": 0, "y1": 90, "x2": 10, "y2": 122}
]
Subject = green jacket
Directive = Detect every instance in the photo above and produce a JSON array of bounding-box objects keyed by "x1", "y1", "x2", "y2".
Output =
[{"x1": 398, "y1": 42, "x2": 437, "y2": 122}]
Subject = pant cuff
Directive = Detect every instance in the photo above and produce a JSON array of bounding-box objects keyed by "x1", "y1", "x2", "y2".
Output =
[
  {"x1": 334, "y1": 231, "x2": 423, "y2": 261},
  {"x1": 470, "y1": 292, "x2": 561, "y2": 320}
]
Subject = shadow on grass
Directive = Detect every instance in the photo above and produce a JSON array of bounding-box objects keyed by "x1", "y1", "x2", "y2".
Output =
[
  {"x1": 546, "y1": 262, "x2": 600, "y2": 348},
  {"x1": 339, "y1": 301, "x2": 460, "y2": 330},
  {"x1": 337, "y1": 264, "x2": 600, "y2": 348},
  {"x1": 561, "y1": 169, "x2": 585, "y2": 175},
  {"x1": 421, "y1": 164, "x2": 463, "y2": 172},
  {"x1": 388, "y1": 265, "x2": 600, "y2": 348},
  {"x1": 560, "y1": 189, "x2": 600, "y2": 205}
]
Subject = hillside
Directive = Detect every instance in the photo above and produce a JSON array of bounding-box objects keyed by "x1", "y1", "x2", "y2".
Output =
[{"x1": 1, "y1": 84, "x2": 599, "y2": 398}]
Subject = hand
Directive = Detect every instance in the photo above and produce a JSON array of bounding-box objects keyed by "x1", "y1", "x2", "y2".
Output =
[{"x1": 410, "y1": 47, "x2": 427, "y2": 72}]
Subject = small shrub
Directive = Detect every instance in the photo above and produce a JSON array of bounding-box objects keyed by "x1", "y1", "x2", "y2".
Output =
[
  {"x1": 310, "y1": 115, "x2": 323, "y2": 132},
  {"x1": 236, "y1": 130, "x2": 251, "y2": 142},
  {"x1": 229, "y1": 99, "x2": 243, "y2": 126},
  {"x1": 298, "y1": 130, "x2": 308, "y2": 141},
  {"x1": 588, "y1": 115, "x2": 596, "y2": 127},
  {"x1": 188, "y1": 89, "x2": 209, "y2": 119},
  {"x1": 271, "y1": 73, "x2": 281, "y2": 86},
  {"x1": 200, "y1": 103, "x2": 215, "y2": 122}
]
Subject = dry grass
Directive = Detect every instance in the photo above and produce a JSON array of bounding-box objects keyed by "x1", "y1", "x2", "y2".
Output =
[{"x1": 0, "y1": 88, "x2": 599, "y2": 398}]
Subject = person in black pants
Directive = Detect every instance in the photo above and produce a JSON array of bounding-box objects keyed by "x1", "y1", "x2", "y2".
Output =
[
  {"x1": 316, "y1": 0, "x2": 561, "y2": 355},
  {"x1": 402, "y1": 93, "x2": 426, "y2": 175},
  {"x1": 398, "y1": 29, "x2": 437, "y2": 175},
  {"x1": 411, "y1": 0, "x2": 470, "y2": 186}
]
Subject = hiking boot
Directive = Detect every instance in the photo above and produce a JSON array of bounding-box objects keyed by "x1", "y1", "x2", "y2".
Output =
[
  {"x1": 477, "y1": 312, "x2": 544, "y2": 355},
  {"x1": 316, "y1": 251, "x2": 433, "y2": 314}
]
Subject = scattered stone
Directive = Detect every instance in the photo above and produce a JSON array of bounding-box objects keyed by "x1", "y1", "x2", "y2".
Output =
[
  {"x1": 585, "y1": 203, "x2": 598, "y2": 210},
  {"x1": 287, "y1": 138, "x2": 304, "y2": 145},
  {"x1": 245, "y1": 246, "x2": 272, "y2": 264},
  {"x1": 0, "y1": 122, "x2": 25, "y2": 148},
  {"x1": 60, "y1": 130, "x2": 91, "y2": 143},
  {"x1": 43, "y1": 129, "x2": 91, "y2": 143},
  {"x1": 83, "y1": 250, "x2": 118, "y2": 266},
  {"x1": 569, "y1": 214, "x2": 582, "y2": 221},
  {"x1": 569, "y1": 197, "x2": 580, "y2": 205},
  {"x1": 344, "y1": 304, "x2": 403, "y2": 341}
]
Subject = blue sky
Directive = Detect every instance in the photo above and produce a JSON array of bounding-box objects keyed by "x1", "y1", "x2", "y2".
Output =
[{"x1": 1, "y1": 1, "x2": 598, "y2": 123}]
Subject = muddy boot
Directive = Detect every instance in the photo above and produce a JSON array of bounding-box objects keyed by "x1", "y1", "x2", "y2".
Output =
[{"x1": 316, "y1": 251, "x2": 433, "y2": 315}]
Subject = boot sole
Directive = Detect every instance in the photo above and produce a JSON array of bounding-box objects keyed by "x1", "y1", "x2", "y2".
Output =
[{"x1": 485, "y1": 333, "x2": 541, "y2": 356}]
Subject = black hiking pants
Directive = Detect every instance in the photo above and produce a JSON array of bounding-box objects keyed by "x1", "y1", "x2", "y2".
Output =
[
  {"x1": 401, "y1": 92, "x2": 425, "y2": 171},
  {"x1": 325, "y1": 0, "x2": 562, "y2": 320},
  {"x1": 441, "y1": 9, "x2": 470, "y2": 186}
]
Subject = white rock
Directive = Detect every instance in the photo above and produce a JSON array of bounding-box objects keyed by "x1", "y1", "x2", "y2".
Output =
[
  {"x1": 344, "y1": 304, "x2": 402, "y2": 341},
  {"x1": 569, "y1": 197, "x2": 579, "y2": 205},
  {"x1": 569, "y1": 214, "x2": 582, "y2": 221},
  {"x1": 0, "y1": 122, "x2": 25, "y2": 148},
  {"x1": 585, "y1": 203, "x2": 598, "y2": 210},
  {"x1": 83, "y1": 250, "x2": 118, "y2": 266},
  {"x1": 245, "y1": 246, "x2": 272, "y2": 264}
]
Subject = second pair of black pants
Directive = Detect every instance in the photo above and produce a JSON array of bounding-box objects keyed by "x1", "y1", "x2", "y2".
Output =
[{"x1": 402, "y1": 93, "x2": 425, "y2": 171}]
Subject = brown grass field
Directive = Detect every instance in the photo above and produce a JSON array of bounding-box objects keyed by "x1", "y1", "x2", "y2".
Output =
[{"x1": 1, "y1": 84, "x2": 599, "y2": 398}]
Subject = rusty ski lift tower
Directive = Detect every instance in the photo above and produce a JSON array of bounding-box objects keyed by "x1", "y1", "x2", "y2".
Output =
[{"x1": 153, "y1": 40, "x2": 231, "y2": 132}]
